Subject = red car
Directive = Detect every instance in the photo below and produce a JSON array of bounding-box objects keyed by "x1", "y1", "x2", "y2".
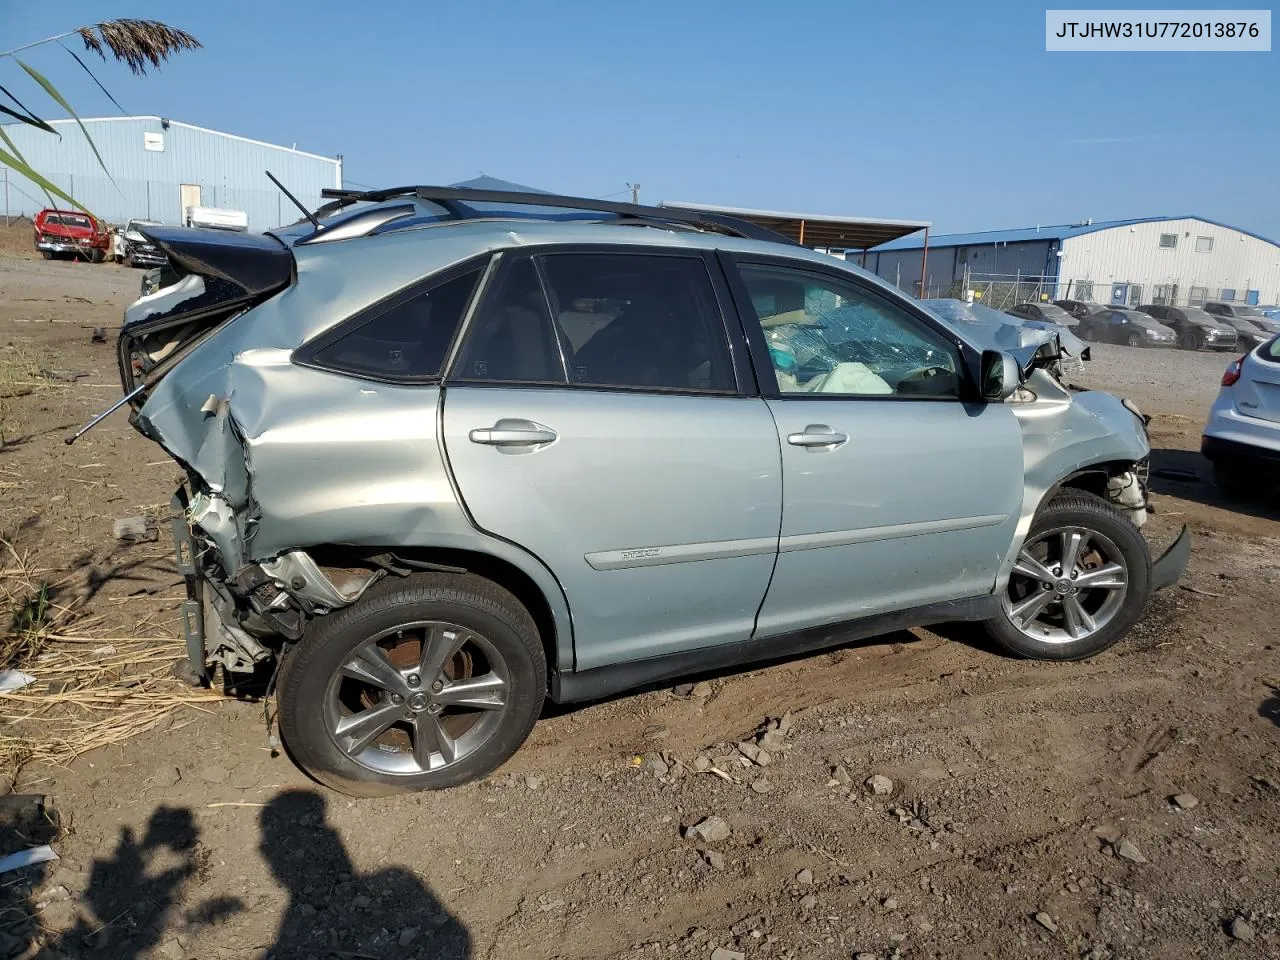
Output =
[{"x1": 33, "y1": 208, "x2": 110, "y2": 262}]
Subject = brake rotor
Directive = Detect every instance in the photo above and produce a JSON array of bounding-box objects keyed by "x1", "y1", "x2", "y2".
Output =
[{"x1": 354, "y1": 632, "x2": 477, "y2": 748}]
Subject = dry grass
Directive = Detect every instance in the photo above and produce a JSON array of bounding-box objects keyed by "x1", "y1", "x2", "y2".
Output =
[
  {"x1": 77, "y1": 20, "x2": 202, "y2": 75},
  {"x1": 1, "y1": 538, "x2": 224, "y2": 782},
  {"x1": 0, "y1": 343, "x2": 64, "y2": 448}
]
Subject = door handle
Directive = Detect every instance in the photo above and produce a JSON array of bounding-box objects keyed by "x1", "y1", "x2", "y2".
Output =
[
  {"x1": 787, "y1": 424, "x2": 848, "y2": 448},
  {"x1": 469, "y1": 419, "x2": 558, "y2": 446}
]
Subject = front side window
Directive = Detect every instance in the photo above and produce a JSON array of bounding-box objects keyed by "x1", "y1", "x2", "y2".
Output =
[
  {"x1": 738, "y1": 263, "x2": 960, "y2": 398},
  {"x1": 303, "y1": 267, "x2": 482, "y2": 381}
]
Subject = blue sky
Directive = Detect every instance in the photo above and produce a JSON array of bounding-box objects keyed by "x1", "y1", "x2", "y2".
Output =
[{"x1": 7, "y1": 1, "x2": 1278, "y2": 236}]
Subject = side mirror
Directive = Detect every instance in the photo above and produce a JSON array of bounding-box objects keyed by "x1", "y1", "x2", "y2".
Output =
[{"x1": 980, "y1": 350, "x2": 1021, "y2": 401}]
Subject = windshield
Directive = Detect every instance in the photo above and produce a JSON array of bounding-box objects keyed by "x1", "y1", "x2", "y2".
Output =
[
  {"x1": 1236, "y1": 305, "x2": 1264, "y2": 317},
  {"x1": 1182, "y1": 309, "x2": 1221, "y2": 325},
  {"x1": 45, "y1": 213, "x2": 92, "y2": 228}
]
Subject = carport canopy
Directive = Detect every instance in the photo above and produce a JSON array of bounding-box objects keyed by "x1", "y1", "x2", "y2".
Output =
[{"x1": 658, "y1": 200, "x2": 930, "y2": 251}]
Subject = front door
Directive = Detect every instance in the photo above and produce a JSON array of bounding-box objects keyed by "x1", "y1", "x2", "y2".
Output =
[
  {"x1": 441, "y1": 250, "x2": 782, "y2": 670},
  {"x1": 725, "y1": 257, "x2": 1024, "y2": 637}
]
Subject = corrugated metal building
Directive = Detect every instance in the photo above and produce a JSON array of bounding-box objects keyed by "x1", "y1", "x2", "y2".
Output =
[
  {"x1": 864, "y1": 216, "x2": 1280, "y2": 308},
  {"x1": 0, "y1": 116, "x2": 341, "y2": 231}
]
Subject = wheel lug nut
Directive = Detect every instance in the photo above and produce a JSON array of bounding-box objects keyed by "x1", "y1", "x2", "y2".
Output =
[
  {"x1": 1042, "y1": 583, "x2": 1052, "y2": 591},
  {"x1": 390, "y1": 694, "x2": 403, "y2": 704},
  {"x1": 431, "y1": 680, "x2": 444, "y2": 693},
  {"x1": 406, "y1": 674, "x2": 421, "y2": 688}
]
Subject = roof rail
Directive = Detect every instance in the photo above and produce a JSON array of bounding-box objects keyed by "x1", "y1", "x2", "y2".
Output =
[{"x1": 307, "y1": 185, "x2": 798, "y2": 246}]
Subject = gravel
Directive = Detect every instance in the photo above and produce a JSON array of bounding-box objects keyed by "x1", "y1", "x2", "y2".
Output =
[{"x1": 1076, "y1": 342, "x2": 1232, "y2": 417}]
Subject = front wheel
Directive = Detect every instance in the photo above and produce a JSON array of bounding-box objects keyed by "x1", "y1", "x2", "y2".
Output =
[
  {"x1": 278, "y1": 573, "x2": 546, "y2": 796},
  {"x1": 1126, "y1": 332, "x2": 1143, "y2": 348},
  {"x1": 984, "y1": 491, "x2": 1152, "y2": 661}
]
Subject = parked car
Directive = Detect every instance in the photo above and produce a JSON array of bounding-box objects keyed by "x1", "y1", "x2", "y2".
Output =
[
  {"x1": 1008, "y1": 301, "x2": 1080, "y2": 327},
  {"x1": 116, "y1": 218, "x2": 167, "y2": 268},
  {"x1": 1202, "y1": 334, "x2": 1280, "y2": 496},
  {"x1": 1079, "y1": 306, "x2": 1176, "y2": 347},
  {"x1": 1203, "y1": 301, "x2": 1280, "y2": 337},
  {"x1": 32, "y1": 208, "x2": 110, "y2": 262},
  {"x1": 1198, "y1": 311, "x2": 1273, "y2": 350},
  {"x1": 111, "y1": 187, "x2": 1188, "y2": 794},
  {"x1": 1136, "y1": 304, "x2": 1238, "y2": 351},
  {"x1": 1053, "y1": 299, "x2": 1097, "y2": 322}
]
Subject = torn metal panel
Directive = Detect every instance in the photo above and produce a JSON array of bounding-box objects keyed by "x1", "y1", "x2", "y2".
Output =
[
  {"x1": 260, "y1": 551, "x2": 383, "y2": 609},
  {"x1": 996, "y1": 369, "x2": 1151, "y2": 589}
]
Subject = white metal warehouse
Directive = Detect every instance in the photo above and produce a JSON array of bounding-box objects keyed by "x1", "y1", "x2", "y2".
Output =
[
  {"x1": 864, "y1": 216, "x2": 1280, "y2": 308},
  {"x1": 1, "y1": 116, "x2": 341, "y2": 231}
]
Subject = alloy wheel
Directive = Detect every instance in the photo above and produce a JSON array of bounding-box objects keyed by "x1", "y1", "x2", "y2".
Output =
[
  {"x1": 1003, "y1": 526, "x2": 1129, "y2": 644},
  {"x1": 323, "y1": 621, "x2": 511, "y2": 776}
]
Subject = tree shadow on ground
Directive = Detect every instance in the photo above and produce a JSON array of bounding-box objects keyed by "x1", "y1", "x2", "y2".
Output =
[
  {"x1": 1147, "y1": 447, "x2": 1280, "y2": 522},
  {"x1": 2, "y1": 789, "x2": 469, "y2": 959}
]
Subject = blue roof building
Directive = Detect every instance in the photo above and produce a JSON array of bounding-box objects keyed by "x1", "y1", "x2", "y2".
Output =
[{"x1": 864, "y1": 216, "x2": 1280, "y2": 308}]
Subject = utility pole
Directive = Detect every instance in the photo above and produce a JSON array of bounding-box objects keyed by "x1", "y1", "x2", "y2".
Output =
[{"x1": 627, "y1": 182, "x2": 640, "y2": 204}]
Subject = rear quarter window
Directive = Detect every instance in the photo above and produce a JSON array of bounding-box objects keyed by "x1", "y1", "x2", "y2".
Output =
[{"x1": 296, "y1": 265, "x2": 484, "y2": 382}]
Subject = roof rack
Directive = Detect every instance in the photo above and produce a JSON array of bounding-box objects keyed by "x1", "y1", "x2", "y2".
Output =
[{"x1": 305, "y1": 185, "x2": 798, "y2": 246}]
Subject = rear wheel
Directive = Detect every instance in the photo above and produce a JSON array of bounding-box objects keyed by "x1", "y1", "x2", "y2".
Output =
[
  {"x1": 278, "y1": 573, "x2": 546, "y2": 796},
  {"x1": 984, "y1": 491, "x2": 1151, "y2": 661}
]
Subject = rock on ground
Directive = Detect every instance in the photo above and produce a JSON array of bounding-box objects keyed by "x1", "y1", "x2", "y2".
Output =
[{"x1": 865, "y1": 774, "x2": 894, "y2": 795}]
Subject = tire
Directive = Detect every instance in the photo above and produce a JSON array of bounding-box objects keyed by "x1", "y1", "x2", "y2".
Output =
[
  {"x1": 41, "y1": 250, "x2": 53, "y2": 260},
  {"x1": 278, "y1": 572, "x2": 546, "y2": 797},
  {"x1": 983, "y1": 491, "x2": 1152, "y2": 661},
  {"x1": 90, "y1": 248, "x2": 105, "y2": 264},
  {"x1": 1126, "y1": 332, "x2": 1142, "y2": 348},
  {"x1": 1179, "y1": 330, "x2": 1201, "y2": 350}
]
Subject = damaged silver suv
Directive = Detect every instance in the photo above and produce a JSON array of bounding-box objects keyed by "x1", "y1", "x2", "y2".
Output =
[{"x1": 107, "y1": 186, "x2": 1189, "y2": 795}]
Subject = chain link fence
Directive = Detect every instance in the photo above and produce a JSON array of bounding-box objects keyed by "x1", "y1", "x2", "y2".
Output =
[{"x1": 909, "y1": 269, "x2": 1270, "y2": 311}]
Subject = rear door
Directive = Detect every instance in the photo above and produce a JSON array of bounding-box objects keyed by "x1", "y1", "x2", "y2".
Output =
[
  {"x1": 721, "y1": 254, "x2": 1024, "y2": 638},
  {"x1": 440, "y1": 248, "x2": 782, "y2": 670}
]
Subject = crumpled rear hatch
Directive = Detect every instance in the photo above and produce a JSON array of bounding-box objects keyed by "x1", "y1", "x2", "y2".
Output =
[{"x1": 118, "y1": 225, "x2": 295, "y2": 402}]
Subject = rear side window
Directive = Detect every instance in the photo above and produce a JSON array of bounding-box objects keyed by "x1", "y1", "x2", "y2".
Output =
[
  {"x1": 454, "y1": 259, "x2": 566, "y2": 384},
  {"x1": 543, "y1": 253, "x2": 735, "y2": 392},
  {"x1": 453, "y1": 252, "x2": 736, "y2": 393},
  {"x1": 301, "y1": 267, "x2": 482, "y2": 381}
]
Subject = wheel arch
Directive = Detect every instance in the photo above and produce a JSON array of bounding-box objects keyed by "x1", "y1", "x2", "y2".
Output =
[{"x1": 304, "y1": 540, "x2": 573, "y2": 680}]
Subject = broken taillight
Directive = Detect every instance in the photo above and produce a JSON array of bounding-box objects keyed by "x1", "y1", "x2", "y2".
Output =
[{"x1": 1221, "y1": 356, "x2": 1245, "y2": 386}]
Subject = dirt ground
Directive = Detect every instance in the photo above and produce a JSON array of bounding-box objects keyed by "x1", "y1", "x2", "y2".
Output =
[{"x1": 2, "y1": 241, "x2": 1279, "y2": 960}]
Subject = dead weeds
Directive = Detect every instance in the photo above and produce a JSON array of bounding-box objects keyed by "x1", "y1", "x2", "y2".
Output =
[{"x1": 0, "y1": 537, "x2": 224, "y2": 784}]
